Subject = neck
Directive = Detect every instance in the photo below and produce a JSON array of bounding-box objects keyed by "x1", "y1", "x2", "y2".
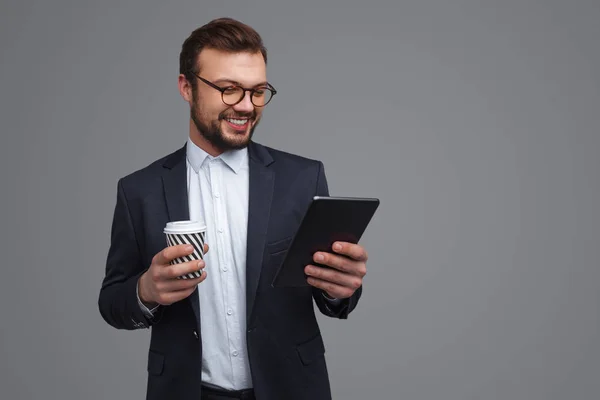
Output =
[{"x1": 189, "y1": 119, "x2": 223, "y2": 157}]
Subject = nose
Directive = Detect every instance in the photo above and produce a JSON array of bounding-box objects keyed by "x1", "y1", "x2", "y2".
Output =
[{"x1": 233, "y1": 91, "x2": 255, "y2": 113}]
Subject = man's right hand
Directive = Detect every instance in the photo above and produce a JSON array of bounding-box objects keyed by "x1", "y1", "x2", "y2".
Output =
[{"x1": 138, "y1": 243, "x2": 209, "y2": 308}]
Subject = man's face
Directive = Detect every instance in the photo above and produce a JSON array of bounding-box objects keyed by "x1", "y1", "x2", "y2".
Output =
[{"x1": 188, "y1": 48, "x2": 268, "y2": 153}]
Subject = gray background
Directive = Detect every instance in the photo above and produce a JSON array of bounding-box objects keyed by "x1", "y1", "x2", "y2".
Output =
[{"x1": 1, "y1": 0, "x2": 598, "y2": 399}]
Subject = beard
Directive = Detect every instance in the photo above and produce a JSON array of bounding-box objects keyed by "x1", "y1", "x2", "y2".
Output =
[{"x1": 190, "y1": 99, "x2": 260, "y2": 152}]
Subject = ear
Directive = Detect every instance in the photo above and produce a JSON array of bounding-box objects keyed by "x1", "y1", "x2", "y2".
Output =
[{"x1": 178, "y1": 74, "x2": 193, "y2": 102}]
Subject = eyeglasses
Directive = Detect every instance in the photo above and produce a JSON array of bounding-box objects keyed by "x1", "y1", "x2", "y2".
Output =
[{"x1": 191, "y1": 72, "x2": 277, "y2": 107}]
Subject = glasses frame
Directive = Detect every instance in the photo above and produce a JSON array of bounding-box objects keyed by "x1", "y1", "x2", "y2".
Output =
[{"x1": 191, "y1": 72, "x2": 277, "y2": 107}]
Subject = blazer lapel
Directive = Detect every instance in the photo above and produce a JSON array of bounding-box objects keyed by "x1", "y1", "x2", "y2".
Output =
[
  {"x1": 161, "y1": 144, "x2": 200, "y2": 326},
  {"x1": 246, "y1": 142, "x2": 275, "y2": 325}
]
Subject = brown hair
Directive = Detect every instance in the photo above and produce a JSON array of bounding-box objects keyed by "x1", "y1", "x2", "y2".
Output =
[{"x1": 179, "y1": 17, "x2": 268, "y2": 86}]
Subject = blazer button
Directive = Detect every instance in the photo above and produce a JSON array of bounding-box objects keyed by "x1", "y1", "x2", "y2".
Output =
[{"x1": 193, "y1": 330, "x2": 199, "y2": 340}]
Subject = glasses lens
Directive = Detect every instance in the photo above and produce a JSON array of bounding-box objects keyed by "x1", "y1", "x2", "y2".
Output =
[
  {"x1": 251, "y1": 87, "x2": 273, "y2": 107},
  {"x1": 222, "y1": 86, "x2": 245, "y2": 105}
]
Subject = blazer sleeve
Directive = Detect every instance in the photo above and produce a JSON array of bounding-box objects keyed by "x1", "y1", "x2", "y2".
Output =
[
  {"x1": 98, "y1": 178, "x2": 161, "y2": 330},
  {"x1": 311, "y1": 161, "x2": 363, "y2": 319}
]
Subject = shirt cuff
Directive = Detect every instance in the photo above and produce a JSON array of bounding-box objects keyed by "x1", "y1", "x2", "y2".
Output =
[{"x1": 136, "y1": 281, "x2": 159, "y2": 318}]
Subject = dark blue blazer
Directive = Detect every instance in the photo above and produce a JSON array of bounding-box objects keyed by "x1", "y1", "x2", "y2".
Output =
[{"x1": 98, "y1": 141, "x2": 362, "y2": 400}]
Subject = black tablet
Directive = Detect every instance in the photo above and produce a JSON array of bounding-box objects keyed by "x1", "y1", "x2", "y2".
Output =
[{"x1": 271, "y1": 196, "x2": 380, "y2": 287}]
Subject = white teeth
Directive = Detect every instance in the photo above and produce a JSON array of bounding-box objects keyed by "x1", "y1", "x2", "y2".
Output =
[{"x1": 226, "y1": 118, "x2": 247, "y2": 126}]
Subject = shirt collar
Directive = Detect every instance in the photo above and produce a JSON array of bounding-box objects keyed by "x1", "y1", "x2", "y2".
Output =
[{"x1": 186, "y1": 137, "x2": 248, "y2": 174}]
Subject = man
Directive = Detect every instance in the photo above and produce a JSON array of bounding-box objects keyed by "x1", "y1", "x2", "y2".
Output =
[{"x1": 98, "y1": 17, "x2": 368, "y2": 400}]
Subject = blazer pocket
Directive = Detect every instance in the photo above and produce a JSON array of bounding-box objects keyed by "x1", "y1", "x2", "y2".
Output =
[
  {"x1": 266, "y1": 236, "x2": 293, "y2": 255},
  {"x1": 265, "y1": 237, "x2": 293, "y2": 274},
  {"x1": 296, "y1": 334, "x2": 325, "y2": 366},
  {"x1": 147, "y1": 350, "x2": 165, "y2": 376}
]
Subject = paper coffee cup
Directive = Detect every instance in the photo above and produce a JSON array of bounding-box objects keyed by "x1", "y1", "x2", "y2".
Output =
[{"x1": 164, "y1": 221, "x2": 206, "y2": 280}]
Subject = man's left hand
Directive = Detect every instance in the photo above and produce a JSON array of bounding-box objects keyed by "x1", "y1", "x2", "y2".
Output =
[{"x1": 304, "y1": 242, "x2": 368, "y2": 299}]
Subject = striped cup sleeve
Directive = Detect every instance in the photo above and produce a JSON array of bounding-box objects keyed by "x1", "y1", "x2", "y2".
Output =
[{"x1": 165, "y1": 232, "x2": 205, "y2": 280}]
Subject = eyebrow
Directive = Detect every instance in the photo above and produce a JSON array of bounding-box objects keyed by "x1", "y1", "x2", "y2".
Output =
[{"x1": 215, "y1": 79, "x2": 269, "y2": 87}]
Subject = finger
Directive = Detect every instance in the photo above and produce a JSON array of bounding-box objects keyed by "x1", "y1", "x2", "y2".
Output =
[
  {"x1": 154, "y1": 244, "x2": 195, "y2": 265},
  {"x1": 203, "y1": 243, "x2": 209, "y2": 254},
  {"x1": 313, "y1": 251, "x2": 366, "y2": 277},
  {"x1": 305, "y1": 276, "x2": 355, "y2": 299},
  {"x1": 332, "y1": 242, "x2": 368, "y2": 262},
  {"x1": 305, "y1": 264, "x2": 362, "y2": 291},
  {"x1": 158, "y1": 285, "x2": 199, "y2": 305},
  {"x1": 158, "y1": 270, "x2": 207, "y2": 292},
  {"x1": 160, "y1": 260, "x2": 205, "y2": 280}
]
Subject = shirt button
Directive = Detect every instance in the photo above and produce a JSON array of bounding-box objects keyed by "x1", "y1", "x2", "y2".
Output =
[
  {"x1": 193, "y1": 330, "x2": 198, "y2": 340},
  {"x1": 232, "y1": 351, "x2": 239, "y2": 357},
  {"x1": 222, "y1": 266, "x2": 228, "y2": 272},
  {"x1": 214, "y1": 192, "x2": 220, "y2": 198},
  {"x1": 218, "y1": 228, "x2": 224, "y2": 233},
  {"x1": 227, "y1": 309, "x2": 233, "y2": 315}
]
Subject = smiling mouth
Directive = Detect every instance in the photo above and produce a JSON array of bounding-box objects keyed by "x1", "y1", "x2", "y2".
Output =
[{"x1": 223, "y1": 117, "x2": 251, "y2": 131}]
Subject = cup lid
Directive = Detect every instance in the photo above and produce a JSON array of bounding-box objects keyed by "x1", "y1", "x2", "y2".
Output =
[{"x1": 164, "y1": 220, "x2": 206, "y2": 234}]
